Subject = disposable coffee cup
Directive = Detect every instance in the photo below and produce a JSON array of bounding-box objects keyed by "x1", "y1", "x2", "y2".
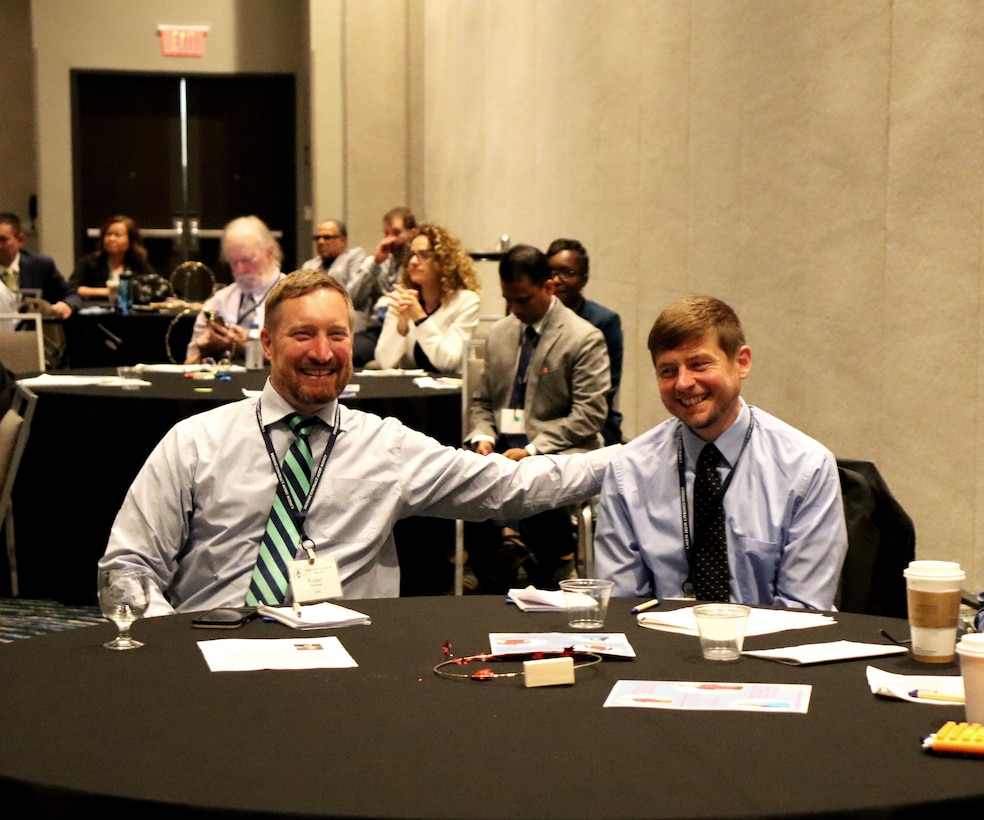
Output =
[
  {"x1": 559, "y1": 579, "x2": 613, "y2": 629},
  {"x1": 904, "y1": 560, "x2": 965, "y2": 663},
  {"x1": 693, "y1": 603, "x2": 751, "y2": 662},
  {"x1": 957, "y1": 633, "x2": 984, "y2": 724}
]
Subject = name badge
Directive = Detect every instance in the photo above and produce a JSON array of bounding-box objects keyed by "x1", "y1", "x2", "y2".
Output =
[
  {"x1": 288, "y1": 554, "x2": 343, "y2": 603},
  {"x1": 499, "y1": 408, "x2": 526, "y2": 435}
]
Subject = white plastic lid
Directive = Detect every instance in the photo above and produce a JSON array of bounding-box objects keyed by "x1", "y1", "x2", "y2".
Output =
[
  {"x1": 903, "y1": 560, "x2": 965, "y2": 581},
  {"x1": 957, "y1": 632, "x2": 984, "y2": 658}
]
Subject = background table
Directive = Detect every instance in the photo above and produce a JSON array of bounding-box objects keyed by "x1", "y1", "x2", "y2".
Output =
[
  {"x1": 57, "y1": 307, "x2": 196, "y2": 368},
  {"x1": 11, "y1": 369, "x2": 462, "y2": 603},
  {"x1": 0, "y1": 597, "x2": 980, "y2": 818}
]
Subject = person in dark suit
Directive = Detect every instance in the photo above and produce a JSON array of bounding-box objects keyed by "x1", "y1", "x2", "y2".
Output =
[
  {"x1": 465, "y1": 244, "x2": 611, "y2": 591},
  {"x1": 547, "y1": 237, "x2": 624, "y2": 445},
  {"x1": 0, "y1": 212, "x2": 80, "y2": 318}
]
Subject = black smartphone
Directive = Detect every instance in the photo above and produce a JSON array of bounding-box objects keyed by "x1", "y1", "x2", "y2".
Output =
[
  {"x1": 191, "y1": 607, "x2": 257, "y2": 629},
  {"x1": 204, "y1": 309, "x2": 226, "y2": 327}
]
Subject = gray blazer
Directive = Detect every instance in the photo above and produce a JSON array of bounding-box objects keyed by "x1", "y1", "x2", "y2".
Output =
[{"x1": 467, "y1": 299, "x2": 610, "y2": 454}]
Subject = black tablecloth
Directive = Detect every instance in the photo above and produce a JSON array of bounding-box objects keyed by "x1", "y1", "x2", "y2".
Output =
[
  {"x1": 11, "y1": 370, "x2": 462, "y2": 603},
  {"x1": 0, "y1": 597, "x2": 978, "y2": 818}
]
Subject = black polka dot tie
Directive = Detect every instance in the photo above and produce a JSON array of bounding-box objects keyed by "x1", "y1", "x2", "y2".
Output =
[{"x1": 693, "y1": 443, "x2": 730, "y2": 601}]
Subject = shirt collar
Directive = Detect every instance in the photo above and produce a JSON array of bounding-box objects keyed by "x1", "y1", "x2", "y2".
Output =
[
  {"x1": 259, "y1": 378, "x2": 339, "y2": 429},
  {"x1": 680, "y1": 398, "x2": 751, "y2": 469},
  {"x1": 7, "y1": 252, "x2": 21, "y2": 273},
  {"x1": 524, "y1": 295, "x2": 557, "y2": 336}
]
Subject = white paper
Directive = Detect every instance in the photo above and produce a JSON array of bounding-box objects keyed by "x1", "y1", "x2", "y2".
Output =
[
  {"x1": 413, "y1": 376, "x2": 462, "y2": 390},
  {"x1": 197, "y1": 636, "x2": 358, "y2": 671},
  {"x1": 866, "y1": 665, "x2": 965, "y2": 703},
  {"x1": 743, "y1": 640, "x2": 908, "y2": 665},
  {"x1": 637, "y1": 606, "x2": 836, "y2": 637},
  {"x1": 507, "y1": 585, "x2": 595, "y2": 612},
  {"x1": 357, "y1": 368, "x2": 426, "y2": 377}
]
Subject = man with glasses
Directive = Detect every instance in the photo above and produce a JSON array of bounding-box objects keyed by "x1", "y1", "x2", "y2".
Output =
[
  {"x1": 465, "y1": 245, "x2": 610, "y2": 592},
  {"x1": 301, "y1": 219, "x2": 374, "y2": 363},
  {"x1": 547, "y1": 238, "x2": 624, "y2": 445},
  {"x1": 185, "y1": 215, "x2": 285, "y2": 364}
]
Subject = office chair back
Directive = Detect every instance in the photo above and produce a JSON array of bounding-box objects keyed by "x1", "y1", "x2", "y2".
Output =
[
  {"x1": 836, "y1": 459, "x2": 915, "y2": 617},
  {"x1": 0, "y1": 313, "x2": 45, "y2": 377},
  {"x1": 0, "y1": 383, "x2": 37, "y2": 596}
]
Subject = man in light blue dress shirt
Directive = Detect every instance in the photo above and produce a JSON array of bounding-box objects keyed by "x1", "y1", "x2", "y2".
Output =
[{"x1": 594, "y1": 296, "x2": 848, "y2": 610}]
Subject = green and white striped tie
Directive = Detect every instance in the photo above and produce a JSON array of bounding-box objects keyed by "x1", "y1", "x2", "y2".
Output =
[{"x1": 246, "y1": 413, "x2": 321, "y2": 605}]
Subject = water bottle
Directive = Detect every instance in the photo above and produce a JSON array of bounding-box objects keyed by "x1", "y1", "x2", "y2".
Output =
[
  {"x1": 245, "y1": 322, "x2": 263, "y2": 370},
  {"x1": 117, "y1": 270, "x2": 133, "y2": 316}
]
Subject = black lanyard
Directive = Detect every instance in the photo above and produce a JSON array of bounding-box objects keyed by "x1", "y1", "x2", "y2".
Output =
[
  {"x1": 255, "y1": 400, "x2": 341, "y2": 548},
  {"x1": 676, "y1": 411, "x2": 755, "y2": 558}
]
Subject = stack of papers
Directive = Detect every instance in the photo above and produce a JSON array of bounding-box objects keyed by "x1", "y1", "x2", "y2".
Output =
[
  {"x1": 637, "y1": 606, "x2": 836, "y2": 637},
  {"x1": 508, "y1": 586, "x2": 569, "y2": 612},
  {"x1": 257, "y1": 602, "x2": 371, "y2": 629}
]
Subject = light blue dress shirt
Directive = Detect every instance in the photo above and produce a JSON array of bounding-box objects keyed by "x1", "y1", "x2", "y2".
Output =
[{"x1": 594, "y1": 399, "x2": 848, "y2": 609}]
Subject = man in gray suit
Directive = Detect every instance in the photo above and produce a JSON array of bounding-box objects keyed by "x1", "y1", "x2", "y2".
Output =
[{"x1": 466, "y1": 244, "x2": 610, "y2": 591}]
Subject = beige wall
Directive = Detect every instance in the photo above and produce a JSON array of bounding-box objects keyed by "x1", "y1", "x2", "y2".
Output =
[
  {"x1": 413, "y1": 0, "x2": 984, "y2": 588},
  {"x1": 1, "y1": 0, "x2": 39, "y2": 246},
  {"x1": 20, "y1": 0, "x2": 984, "y2": 589}
]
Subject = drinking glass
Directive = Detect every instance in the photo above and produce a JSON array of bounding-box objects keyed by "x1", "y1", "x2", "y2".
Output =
[{"x1": 98, "y1": 569, "x2": 151, "y2": 650}]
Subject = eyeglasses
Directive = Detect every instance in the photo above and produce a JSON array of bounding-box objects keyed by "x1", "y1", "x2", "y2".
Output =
[
  {"x1": 313, "y1": 234, "x2": 343, "y2": 241},
  {"x1": 551, "y1": 267, "x2": 583, "y2": 281},
  {"x1": 410, "y1": 249, "x2": 435, "y2": 261}
]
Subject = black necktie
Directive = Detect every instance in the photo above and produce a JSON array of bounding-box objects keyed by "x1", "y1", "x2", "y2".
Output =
[
  {"x1": 692, "y1": 443, "x2": 730, "y2": 601},
  {"x1": 509, "y1": 326, "x2": 539, "y2": 409}
]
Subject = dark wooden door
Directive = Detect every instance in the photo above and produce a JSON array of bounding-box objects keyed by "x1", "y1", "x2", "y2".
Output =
[{"x1": 72, "y1": 71, "x2": 296, "y2": 285}]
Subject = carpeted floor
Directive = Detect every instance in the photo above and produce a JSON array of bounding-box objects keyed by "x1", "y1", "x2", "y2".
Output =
[{"x1": 0, "y1": 597, "x2": 106, "y2": 643}]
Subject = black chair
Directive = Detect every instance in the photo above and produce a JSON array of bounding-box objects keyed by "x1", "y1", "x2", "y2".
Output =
[{"x1": 835, "y1": 459, "x2": 915, "y2": 617}]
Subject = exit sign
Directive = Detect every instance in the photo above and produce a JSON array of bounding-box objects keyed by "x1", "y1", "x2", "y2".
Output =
[{"x1": 158, "y1": 25, "x2": 209, "y2": 58}]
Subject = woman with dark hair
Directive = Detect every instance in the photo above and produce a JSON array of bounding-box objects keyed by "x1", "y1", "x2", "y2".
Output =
[
  {"x1": 373, "y1": 223, "x2": 481, "y2": 373},
  {"x1": 70, "y1": 215, "x2": 158, "y2": 301}
]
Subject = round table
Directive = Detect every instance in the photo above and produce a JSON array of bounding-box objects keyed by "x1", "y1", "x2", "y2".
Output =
[{"x1": 0, "y1": 596, "x2": 979, "y2": 818}]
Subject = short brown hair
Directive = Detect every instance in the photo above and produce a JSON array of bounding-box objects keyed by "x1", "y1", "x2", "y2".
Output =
[
  {"x1": 647, "y1": 295, "x2": 746, "y2": 364},
  {"x1": 264, "y1": 270, "x2": 355, "y2": 331}
]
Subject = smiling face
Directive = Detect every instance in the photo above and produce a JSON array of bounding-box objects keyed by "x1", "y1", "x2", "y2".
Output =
[
  {"x1": 654, "y1": 334, "x2": 752, "y2": 441},
  {"x1": 262, "y1": 287, "x2": 354, "y2": 414}
]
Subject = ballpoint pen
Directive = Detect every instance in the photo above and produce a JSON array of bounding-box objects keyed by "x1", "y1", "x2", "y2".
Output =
[
  {"x1": 631, "y1": 598, "x2": 660, "y2": 615},
  {"x1": 909, "y1": 689, "x2": 965, "y2": 703}
]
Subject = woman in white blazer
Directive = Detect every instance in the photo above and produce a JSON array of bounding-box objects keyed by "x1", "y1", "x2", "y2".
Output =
[{"x1": 373, "y1": 223, "x2": 481, "y2": 373}]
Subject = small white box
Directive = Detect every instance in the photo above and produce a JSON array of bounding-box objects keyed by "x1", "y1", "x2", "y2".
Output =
[{"x1": 523, "y1": 656, "x2": 575, "y2": 687}]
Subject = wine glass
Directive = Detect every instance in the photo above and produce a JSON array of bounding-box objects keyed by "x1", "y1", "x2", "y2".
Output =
[{"x1": 98, "y1": 569, "x2": 151, "y2": 650}]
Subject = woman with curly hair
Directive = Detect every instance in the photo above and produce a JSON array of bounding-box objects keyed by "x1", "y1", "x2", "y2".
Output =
[{"x1": 373, "y1": 222, "x2": 482, "y2": 373}]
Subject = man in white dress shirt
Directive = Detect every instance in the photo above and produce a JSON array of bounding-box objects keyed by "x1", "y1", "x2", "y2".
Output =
[{"x1": 185, "y1": 215, "x2": 285, "y2": 364}]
